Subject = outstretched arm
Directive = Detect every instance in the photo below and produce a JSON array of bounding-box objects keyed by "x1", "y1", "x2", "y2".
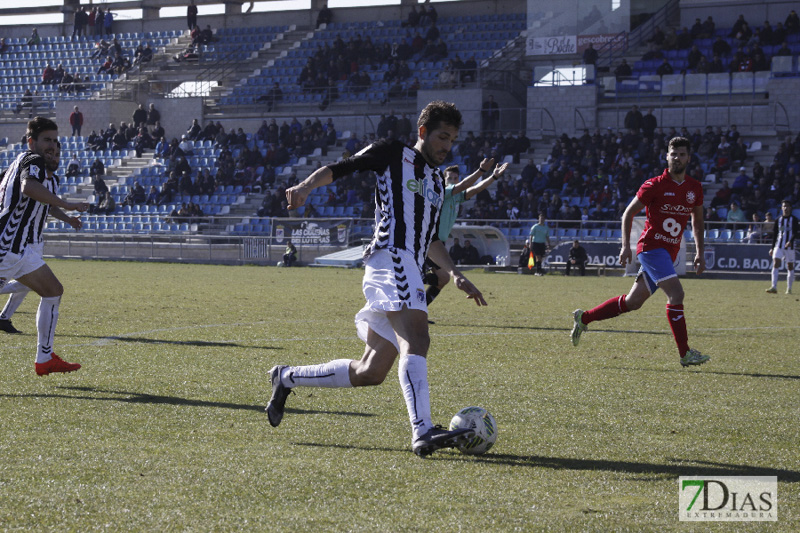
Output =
[
  {"x1": 286, "y1": 166, "x2": 333, "y2": 209},
  {"x1": 22, "y1": 179, "x2": 88, "y2": 212},
  {"x1": 427, "y1": 240, "x2": 487, "y2": 306},
  {"x1": 452, "y1": 157, "x2": 494, "y2": 196},
  {"x1": 49, "y1": 206, "x2": 83, "y2": 230},
  {"x1": 463, "y1": 161, "x2": 509, "y2": 200}
]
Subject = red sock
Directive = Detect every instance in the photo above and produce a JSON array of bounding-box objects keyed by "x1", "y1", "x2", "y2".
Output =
[
  {"x1": 666, "y1": 304, "x2": 690, "y2": 356},
  {"x1": 581, "y1": 295, "x2": 628, "y2": 325}
]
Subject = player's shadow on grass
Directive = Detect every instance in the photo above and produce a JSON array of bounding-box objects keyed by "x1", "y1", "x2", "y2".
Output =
[
  {"x1": 466, "y1": 454, "x2": 800, "y2": 482},
  {"x1": 608, "y1": 366, "x2": 800, "y2": 381},
  {"x1": 74, "y1": 334, "x2": 280, "y2": 350},
  {"x1": 0, "y1": 386, "x2": 374, "y2": 419},
  {"x1": 448, "y1": 323, "x2": 669, "y2": 336},
  {"x1": 293, "y1": 443, "x2": 800, "y2": 482}
]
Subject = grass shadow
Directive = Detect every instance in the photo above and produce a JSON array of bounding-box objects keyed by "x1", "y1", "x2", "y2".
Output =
[
  {"x1": 607, "y1": 366, "x2": 800, "y2": 381},
  {"x1": 67, "y1": 334, "x2": 280, "y2": 350},
  {"x1": 291, "y1": 442, "x2": 800, "y2": 482},
  {"x1": 0, "y1": 386, "x2": 375, "y2": 419}
]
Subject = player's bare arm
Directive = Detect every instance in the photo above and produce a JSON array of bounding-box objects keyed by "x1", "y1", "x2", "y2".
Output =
[
  {"x1": 286, "y1": 166, "x2": 333, "y2": 209},
  {"x1": 427, "y1": 240, "x2": 487, "y2": 306},
  {"x1": 452, "y1": 157, "x2": 494, "y2": 195},
  {"x1": 691, "y1": 204, "x2": 705, "y2": 275},
  {"x1": 463, "y1": 161, "x2": 508, "y2": 201},
  {"x1": 619, "y1": 197, "x2": 645, "y2": 266},
  {"x1": 22, "y1": 178, "x2": 88, "y2": 211},
  {"x1": 49, "y1": 206, "x2": 82, "y2": 230}
]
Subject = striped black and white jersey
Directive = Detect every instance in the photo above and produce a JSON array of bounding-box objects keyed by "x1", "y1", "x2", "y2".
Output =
[
  {"x1": 771, "y1": 214, "x2": 798, "y2": 250},
  {"x1": 328, "y1": 140, "x2": 444, "y2": 273},
  {"x1": 0, "y1": 151, "x2": 56, "y2": 260}
]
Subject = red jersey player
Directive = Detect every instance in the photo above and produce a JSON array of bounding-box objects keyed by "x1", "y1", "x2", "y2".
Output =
[{"x1": 571, "y1": 137, "x2": 710, "y2": 367}]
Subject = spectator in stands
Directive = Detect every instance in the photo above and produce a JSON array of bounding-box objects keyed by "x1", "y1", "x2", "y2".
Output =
[
  {"x1": 731, "y1": 166, "x2": 751, "y2": 197},
  {"x1": 316, "y1": 3, "x2": 332, "y2": 28},
  {"x1": 481, "y1": 95, "x2": 500, "y2": 134},
  {"x1": 624, "y1": 105, "x2": 643, "y2": 133},
  {"x1": 97, "y1": 56, "x2": 113, "y2": 75},
  {"x1": 145, "y1": 103, "x2": 161, "y2": 127},
  {"x1": 582, "y1": 43, "x2": 598, "y2": 65},
  {"x1": 178, "y1": 135, "x2": 194, "y2": 156},
  {"x1": 613, "y1": 58, "x2": 632, "y2": 79},
  {"x1": 786, "y1": 10, "x2": 800, "y2": 33},
  {"x1": 145, "y1": 186, "x2": 159, "y2": 206},
  {"x1": 186, "y1": 119, "x2": 202, "y2": 140},
  {"x1": 726, "y1": 202, "x2": 747, "y2": 227},
  {"x1": 103, "y1": 9, "x2": 114, "y2": 35},
  {"x1": 0, "y1": 38, "x2": 7, "y2": 55},
  {"x1": 730, "y1": 14, "x2": 749, "y2": 38},
  {"x1": 712, "y1": 36, "x2": 731, "y2": 57},
  {"x1": 687, "y1": 45, "x2": 703, "y2": 70},
  {"x1": 187, "y1": 0, "x2": 198, "y2": 31},
  {"x1": 461, "y1": 239, "x2": 481, "y2": 265},
  {"x1": 449, "y1": 238, "x2": 464, "y2": 265},
  {"x1": 88, "y1": 130, "x2": 106, "y2": 151},
  {"x1": 701, "y1": 16, "x2": 715, "y2": 38},
  {"x1": 14, "y1": 89, "x2": 32, "y2": 117},
  {"x1": 132, "y1": 104, "x2": 148, "y2": 129},
  {"x1": 91, "y1": 39, "x2": 110, "y2": 59},
  {"x1": 112, "y1": 128, "x2": 128, "y2": 151},
  {"x1": 99, "y1": 191, "x2": 115, "y2": 214},
  {"x1": 88, "y1": 7, "x2": 97, "y2": 36},
  {"x1": 690, "y1": 18, "x2": 704, "y2": 39},
  {"x1": 91, "y1": 157, "x2": 105, "y2": 181},
  {"x1": 419, "y1": 1, "x2": 438, "y2": 27},
  {"x1": 66, "y1": 154, "x2": 81, "y2": 179},
  {"x1": 134, "y1": 127, "x2": 154, "y2": 157},
  {"x1": 72, "y1": 6, "x2": 88, "y2": 39},
  {"x1": 69, "y1": 106, "x2": 83, "y2": 137},
  {"x1": 41, "y1": 64, "x2": 55, "y2": 85},
  {"x1": 774, "y1": 41, "x2": 792, "y2": 57},
  {"x1": 27, "y1": 28, "x2": 40, "y2": 46},
  {"x1": 656, "y1": 57, "x2": 674, "y2": 76},
  {"x1": 402, "y1": 5, "x2": 420, "y2": 28}
]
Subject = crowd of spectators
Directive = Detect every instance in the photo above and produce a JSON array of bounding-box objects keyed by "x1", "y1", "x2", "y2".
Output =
[
  {"x1": 297, "y1": 3, "x2": 450, "y2": 107},
  {"x1": 608, "y1": 9, "x2": 800, "y2": 78}
]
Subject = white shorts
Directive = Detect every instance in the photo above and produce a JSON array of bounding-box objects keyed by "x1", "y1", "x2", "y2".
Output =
[
  {"x1": 355, "y1": 248, "x2": 427, "y2": 352},
  {"x1": 772, "y1": 246, "x2": 796, "y2": 264},
  {"x1": 0, "y1": 243, "x2": 46, "y2": 290}
]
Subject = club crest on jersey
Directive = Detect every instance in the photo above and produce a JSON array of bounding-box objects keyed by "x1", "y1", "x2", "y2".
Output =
[
  {"x1": 30, "y1": 164, "x2": 41, "y2": 178},
  {"x1": 686, "y1": 191, "x2": 696, "y2": 204},
  {"x1": 416, "y1": 288, "x2": 425, "y2": 303},
  {"x1": 406, "y1": 177, "x2": 442, "y2": 208}
]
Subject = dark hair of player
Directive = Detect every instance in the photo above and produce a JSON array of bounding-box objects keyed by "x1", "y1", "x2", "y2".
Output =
[
  {"x1": 27, "y1": 117, "x2": 59, "y2": 140},
  {"x1": 668, "y1": 136, "x2": 692, "y2": 152},
  {"x1": 417, "y1": 100, "x2": 463, "y2": 133}
]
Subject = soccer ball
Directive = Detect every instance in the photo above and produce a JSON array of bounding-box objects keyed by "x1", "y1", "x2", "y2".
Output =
[{"x1": 448, "y1": 406, "x2": 497, "y2": 455}]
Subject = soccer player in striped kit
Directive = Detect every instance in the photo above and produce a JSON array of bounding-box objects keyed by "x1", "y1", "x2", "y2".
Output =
[
  {"x1": 265, "y1": 101, "x2": 487, "y2": 456},
  {"x1": 0, "y1": 118, "x2": 88, "y2": 374},
  {"x1": 571, "y1": 137, "x2": 710, "y2": 367},
  {"x1": 765, "y1": 200, "x2": 798, "y2": 294}
]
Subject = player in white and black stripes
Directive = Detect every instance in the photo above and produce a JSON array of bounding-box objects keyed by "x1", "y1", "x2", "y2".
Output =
[
  {"x1": 0, "y1": 117, "x2": 88, "y2": 375},
  {"x1": 1, "y1": 140, "x2": 85, "y2": 335},
  {"x1": 766, "y1": 199, "x2": 798, "y2": 294},
  {"x1": 265, "y1": 101, "x2": 488, "y2": 457}
]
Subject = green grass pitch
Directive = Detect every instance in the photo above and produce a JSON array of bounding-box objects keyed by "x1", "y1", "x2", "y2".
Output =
[{"x1": 1, "y1": 260, "x2": 798, "y2": 531}]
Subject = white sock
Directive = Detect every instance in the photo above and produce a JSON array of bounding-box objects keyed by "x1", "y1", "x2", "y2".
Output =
[
  {"x1": 36, "y1": 296, "x2": 60, "y2": 363},
  {"x1": 398, "y1": 354, "x2": 433, "y2": 441},
  {"x1": 281, "y1": 359, "x2": 353, "y2": 388},
  {"x1": 771, "y1": 267, "x2": 779, "y2": 289},
  {"x1": 788, "y1": 268, "x2": 795, "y2": 291},
  {"x1": 0, "y1": 282, "x2": 31, "y2": 320}
]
